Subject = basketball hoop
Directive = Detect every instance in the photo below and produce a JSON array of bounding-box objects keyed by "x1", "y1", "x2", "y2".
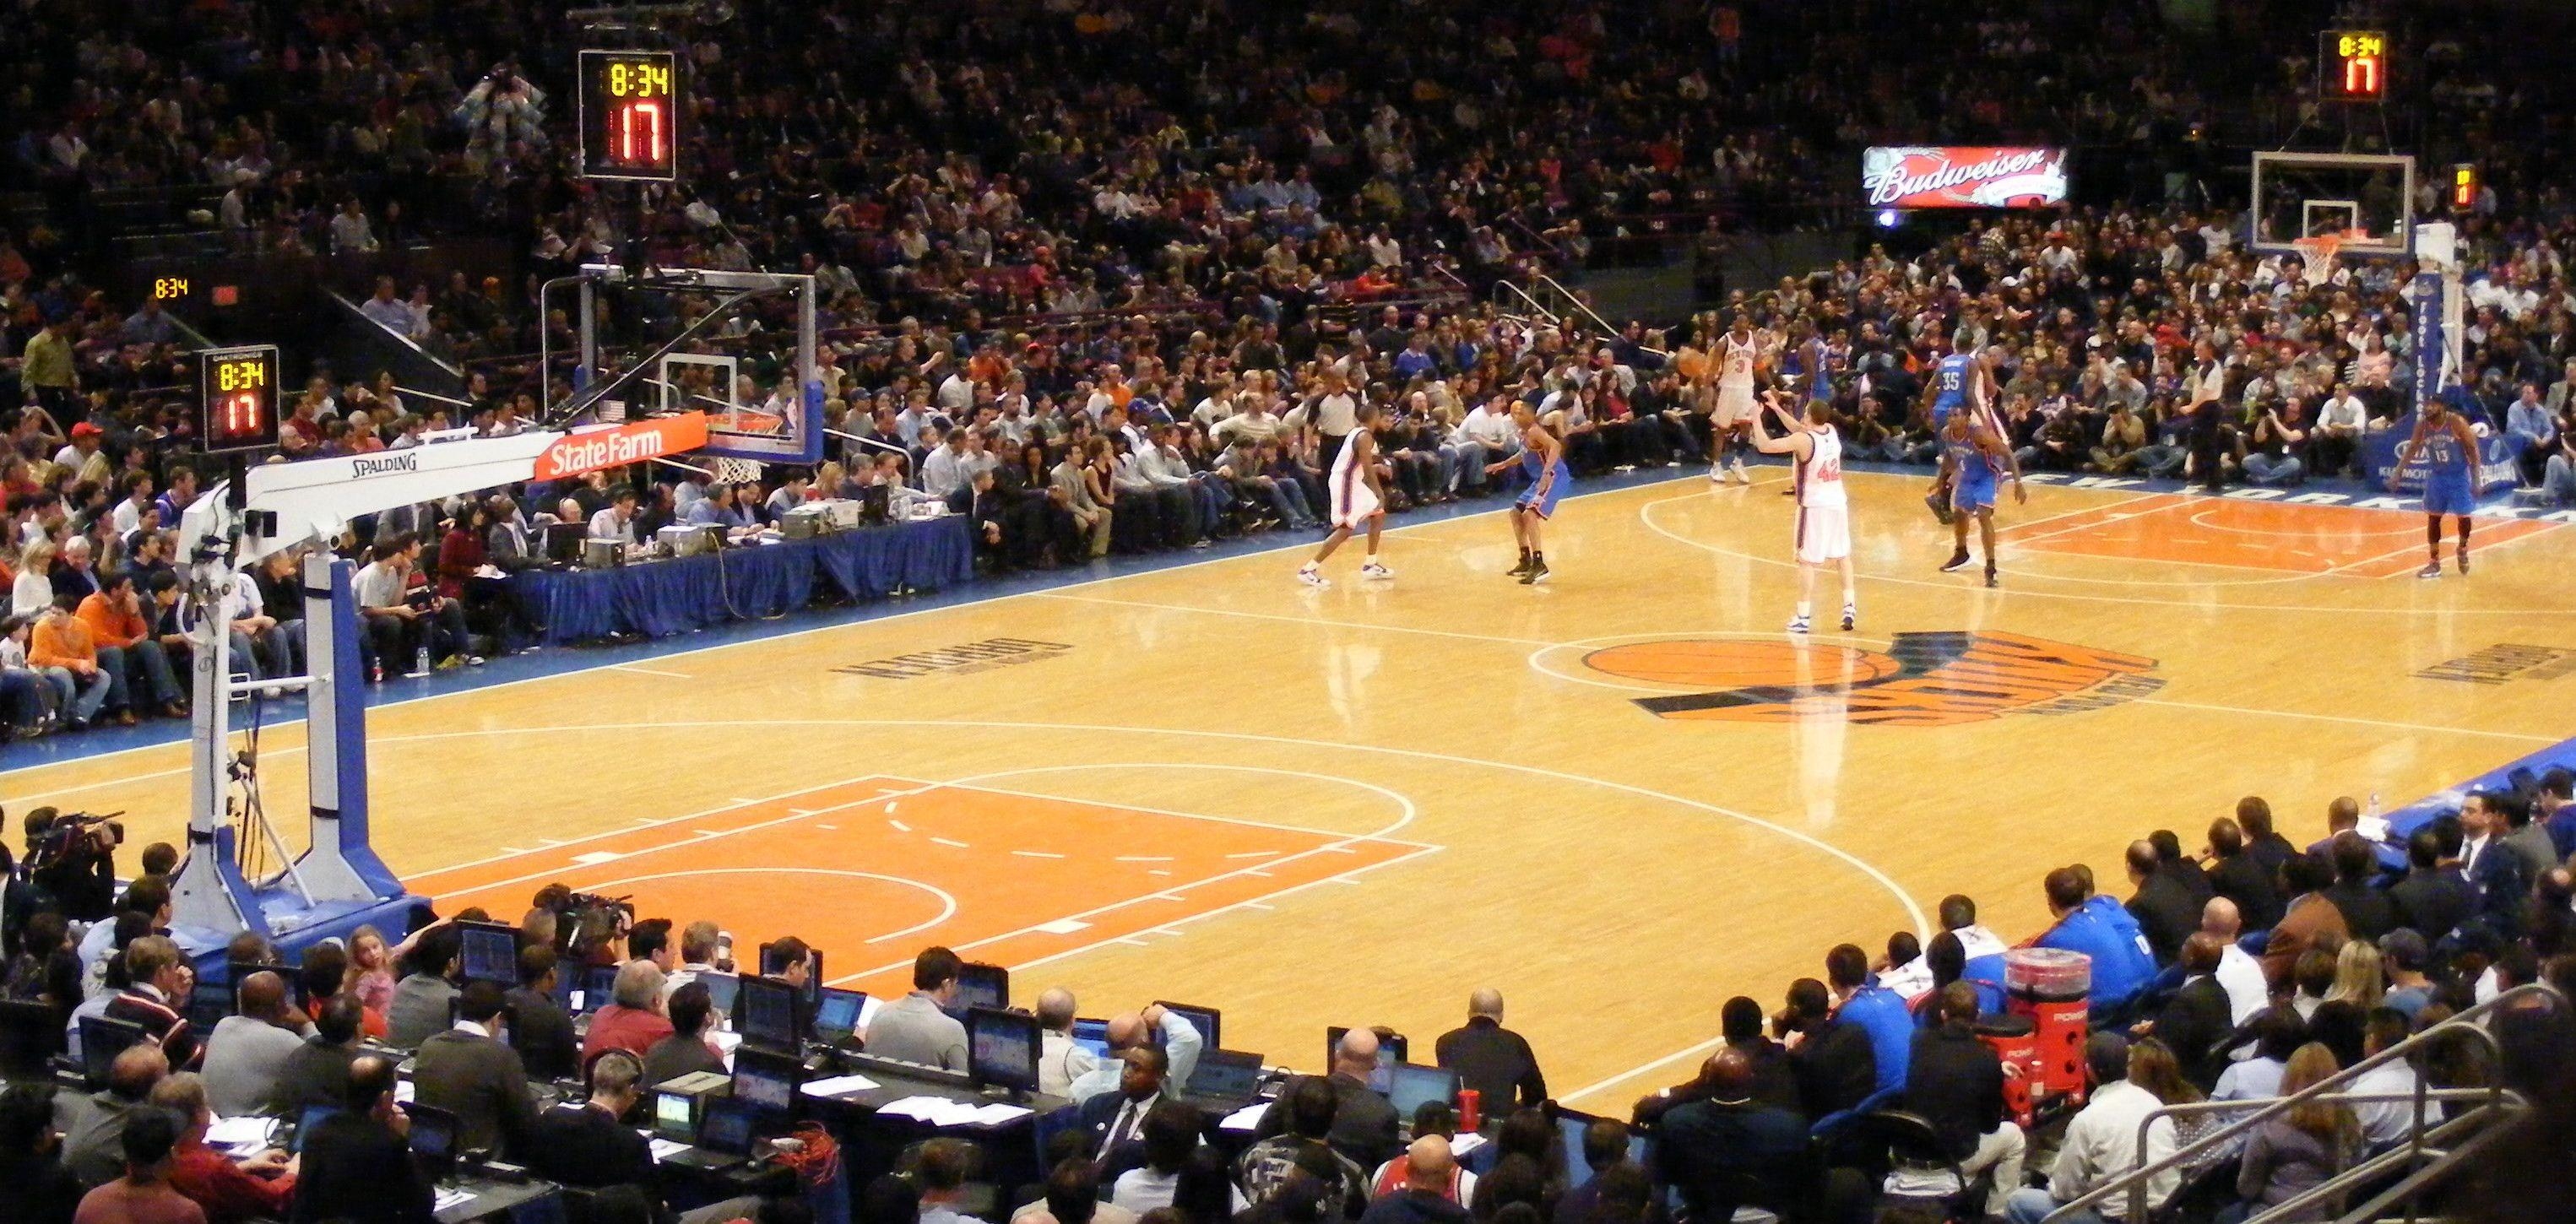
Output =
[
  {"x1": 2289, "y1": 233, "x2": 2342, "y2": 287},
  {"x1": 710, "y1": 455, "x2": 766, "y2": 485}
]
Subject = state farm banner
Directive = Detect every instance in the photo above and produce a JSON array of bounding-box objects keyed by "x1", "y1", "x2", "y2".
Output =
[
  {"x1": 1863, "y1": 147, "x2": 2069, "y2": 209},
  {"x1": 533, "y1": 413, "x2": 711, "y2": 480}
]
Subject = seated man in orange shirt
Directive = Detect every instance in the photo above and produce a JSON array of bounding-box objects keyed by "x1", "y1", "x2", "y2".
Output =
[
  {"x1": 77, "y1": 571, "x2": 187, "y2": 719},
  {"x1": 29, "y1": 594, "x2": 117, "y2": 727}
]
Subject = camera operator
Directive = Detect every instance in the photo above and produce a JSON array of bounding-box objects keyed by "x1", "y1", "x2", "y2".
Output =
[{"x1": 22, "y1": 808, "x2": 122, "y2": 923}]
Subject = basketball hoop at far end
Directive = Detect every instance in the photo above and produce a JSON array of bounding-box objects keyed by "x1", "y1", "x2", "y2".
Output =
[{"x1": 2289, "y1": 233, "x2": 2343, "y2": 287}]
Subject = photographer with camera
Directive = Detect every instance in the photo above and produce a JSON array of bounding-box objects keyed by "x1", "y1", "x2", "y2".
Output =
[{"x1": 22, "y1": 807, "x2": 122, "y2": 924}]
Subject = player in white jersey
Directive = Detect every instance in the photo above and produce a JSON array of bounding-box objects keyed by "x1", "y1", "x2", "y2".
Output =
[
  {"x1": 1748, "y1": 390, "x2": 1855, "y2": 633},
  {"x1": 1708, "y1": 314, "x2": 1761, "y2": 484},
  {"x1": 1297, "y1": 401, "x2": 1391, "y2": 587}
]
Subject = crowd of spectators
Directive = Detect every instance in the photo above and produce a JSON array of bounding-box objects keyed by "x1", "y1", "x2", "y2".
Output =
[
  {"x1": 1696, "y1": 203, "x2": 2576, "y2": 501},
  {"x1": 6, "y1": 771, "x2": 2573, "y2": 1224}
]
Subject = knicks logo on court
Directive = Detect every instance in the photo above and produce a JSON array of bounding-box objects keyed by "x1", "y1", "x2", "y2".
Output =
[{"x1": 1586, "y1": 631, "x2": 2163, "y2": 726}]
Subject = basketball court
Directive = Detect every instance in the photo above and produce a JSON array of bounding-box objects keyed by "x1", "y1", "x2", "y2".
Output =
[{"x1": 9, "y1": 465, "x2": 2572, "y2": 1110}]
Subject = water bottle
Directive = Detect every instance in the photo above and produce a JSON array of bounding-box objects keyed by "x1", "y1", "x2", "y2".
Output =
[{"x1": 414, "y1": 643, "x2": 431, "y2": 676}]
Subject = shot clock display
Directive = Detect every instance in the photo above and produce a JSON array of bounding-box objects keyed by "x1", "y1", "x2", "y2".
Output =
[
  {"x1": 578, "y1": 49, "x2": 682, "y2": 181},
  {"x1": 198, "y1": 345, "x2": 281, "y2": 454},
  {"x1": 2318, "y1": 30, "x2": 2389, "y2": 103}
]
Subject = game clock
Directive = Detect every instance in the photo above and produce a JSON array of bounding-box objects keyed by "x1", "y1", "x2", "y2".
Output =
[
  {"x1": 578, "y1": 49, "x2": 681, "y2": 181},
  {"x1": 2318, "y1": 30, "x2": 2389, "y2": 103},
  {"x1": 198, "y1": 345, "x2": 282, "y2": 454}
]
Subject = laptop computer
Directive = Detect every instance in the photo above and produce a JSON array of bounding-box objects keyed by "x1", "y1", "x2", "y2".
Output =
[
  {"x1": 660, "y1": 1096, "x2": 758, "y2": 1173},
  {"x1": 1070, "y1": 1017, "x2": 1110, "y2": 1062},
  {"x1": 1180, "y1": 1048, "x2": 1266, "y2": 1108},
  {"x1": 406, "y1": 1102, "x2": 461, "y2": 1179},
  {"x1": 811, "y1": 988, "x2": 868, "y2": 1046},
  {"x1": 290, "y1": 1105, "x2": 343, "y2": 1155}
]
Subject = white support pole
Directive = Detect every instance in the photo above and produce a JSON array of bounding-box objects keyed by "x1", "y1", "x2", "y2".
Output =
[
  {"x1": 170, "y1": 538, "x2": 250, "y2": 935},
  {"x1": 289, "y1": 552, "x2": 382, "y2": 905}
]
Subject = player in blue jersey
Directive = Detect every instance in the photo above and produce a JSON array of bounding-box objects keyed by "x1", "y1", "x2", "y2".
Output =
[
  {"x1": 2390, "y1": 397, "x2": 2482, "y2": 577},
  {"x1": 1933, "y1": 405, "x2": 2025, "y2": 587},
  {"x1": 1487, "y1": 400, "x2": 1569, "y2": 585},
  {"x1": 1919, "y1": 334, "x2": 1998, "y2": 521}
]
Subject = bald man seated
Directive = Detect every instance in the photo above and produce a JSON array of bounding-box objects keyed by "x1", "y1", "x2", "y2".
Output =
[
  {"x1": 1036, "y1": 988, "x2": 1101, "y2": 1097},
  {"x1": 1433, "y1": 989, "x2": 1546, "y2": 1115},
  {"x1": 1064, "y1": 1004, "x2": 1203, "y2": 1103},
  {"x1": 1359, "y1": 1136, "x2": 1471, "y2": 1224},
  {"x1": 1254, "y1": 1027, "x2": 1401, "y2": 1171},
  {"x1": 1655, "y1": 1048, "x2": 1809, "y2": 1221},
  {"x1": 200, "y1": 971, "x2": 312, "y2": 1119}
]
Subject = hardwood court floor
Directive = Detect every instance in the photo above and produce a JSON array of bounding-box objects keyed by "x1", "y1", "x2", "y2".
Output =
[{"x1": 9, "y1": 466, "x2": 2573, "y2": 1109}]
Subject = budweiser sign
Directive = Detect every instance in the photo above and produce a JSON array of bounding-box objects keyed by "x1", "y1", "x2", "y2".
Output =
[
  {"x1": 1863, "y1": 146, "x2": 2069, "y2": 209},
  {"x1": 533, "y1": 413, "x2": 710, "y2": 480}
]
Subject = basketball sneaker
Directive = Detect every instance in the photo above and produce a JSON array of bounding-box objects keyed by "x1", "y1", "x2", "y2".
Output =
[
  {"x1": 1708, "y1": 461, "x2": 1727, "y2": 484},
  {"x1": 1786, "y1": 613, "x2": 1811, "y2": 634},
  {"x1": 1730, "y1": 457, "x2": 1750, "y2": 483},
  {"x1": 1940, "y1": 549, "x2": 1973, "y2": 572},
  {"x1": 1359, "y1": 561, "x2": 1394, "y2": 581},
  {"x1": 1841, "y1": 604, "x2": 1857, "y2": 632},
  {"x1": 1507, "y1": 553, "x2": 1533, "y2": 577},
  {"x1": 1297, "y1": 563, "x2": 1330, "y2": 588},
  {"x1": 2458, "y1": 548, "x2": 2470, "y2": 575},
  {"x1": 1924, "y1": 490, "x2": 1957, "y2": 525},
  {"x1": 1520, "y1": 558, "x2": 1550, "y2": 585},
  {"x1": 2417, "y1": 561, "x2": 2442, "y2": 579},
  {"x1": 1984, "y1": 565, "x2": 2000, "y2": 588}
]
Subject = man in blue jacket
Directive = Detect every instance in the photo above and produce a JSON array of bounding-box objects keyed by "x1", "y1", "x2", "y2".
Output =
[
  {"x1": 2036, "y1": 867, "x2": 2157, "y2": 1015},
  {"x1": 1827, "y1": 944, "x2": 1915, "y2": 1097}
]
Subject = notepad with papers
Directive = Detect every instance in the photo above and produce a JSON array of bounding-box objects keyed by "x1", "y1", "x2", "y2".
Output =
[
  {"x1": 648, "y1": 1137, "x2": 693, "y2": 1162},
  {"x1": 1218, "y1": 1102, "x2": 1269, "y2": 1132},
  {"x1": 206, "y1": 1116, "x2": 277, "y2": 1151},
  {"x1": 876, "y1": 1096, "x2": 1033, "y2": 1126},
  {"x1": 799, "y1": 1073, "x2": 881, "y2": 1099},
  {"x1": 434, "y1": 1189, "x2": 475, "y2": 1213}
]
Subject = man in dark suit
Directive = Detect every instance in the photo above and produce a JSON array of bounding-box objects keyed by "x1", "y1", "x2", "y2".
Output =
[
  {"x1": 1658, "y1": 1048, "x2": 1810, "y2": 1221},
  {"x1": 2205, "y1": 816, "x2": 2283, "y2": 932},
  {"x1": 2148, "y1": 831, "x2": 2215, "y2": 908},
  {"x1": 293, "y1": 1054, "x2": 433, "y2": 1224},
  {"x1": 1630, "y1": 997, "x2": 1802, "y2": 1127},
  {"x1": 2388, "y1": 829, "x2": 2474, "y2": 945},
  {"x1": 2238, "y1": 797, "x2": 2298, "y2": 886},
  {"x1": 1776, "y1": 978, "x2": 1874, "y2": 1120},
  {"x1": 2123, "y1": 840, "x2": 2200, "y2": 965},
  {"x1": 2461, "y1": 790, "x2": 2533, "y2": 945},
  {"x1": 1903, "y1": 983, "x2": 2023, "y2": 1221},
  {"x1": 1433, "y1": 989, "x2": 1546, "y2": 1115},
  {"x1": 523, "y1": 1049, "x2": 653, "y2": 1192},
  {"x1": 2137, "y1": 934, "x2": 2234, "y2": 1090},
  {"x1": 503, "y1": 945, "x2": 578, "y2": 1083},
  {"x1": 270, "y1": 995, "x2": 366, "y2": 1118},
  {"x1": 2320, "y1": 833, "x2": 2398, "y2": 942},
  {"x1": 409, "y1": 981, "x2": 538, "y2": 1159},
  {"x1": 1255, "y1": 1029, "x2": 1401, "y2": 1172},
  {"x1": 1077, "y1": 1045, "x2": 1172, "y2": 1186}
]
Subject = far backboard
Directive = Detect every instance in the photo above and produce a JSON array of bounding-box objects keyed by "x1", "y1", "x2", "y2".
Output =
[{"x1": 2249, "y1": 152, "x2": 2413, "y2": 257}]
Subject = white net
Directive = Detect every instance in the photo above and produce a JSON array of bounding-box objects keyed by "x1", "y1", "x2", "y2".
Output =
[
  {"x1": 2290, "y1": 234, "x2": 2343, "y2": 287},
  {"x1": 710, "y1": 456, "x2": 765, "y2": 485}
]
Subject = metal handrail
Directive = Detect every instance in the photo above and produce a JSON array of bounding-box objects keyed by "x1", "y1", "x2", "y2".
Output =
[
  {"x1": 2045, "y1": 982, "x2": 2559, "y2": 1223},
  {"x1": 1530, "y1": 273, "x2": 1669, "y2": 355}
]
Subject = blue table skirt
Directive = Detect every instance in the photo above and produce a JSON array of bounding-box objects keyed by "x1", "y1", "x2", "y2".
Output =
[{"x1": 507, "y1": 517, "x2": 973, "y2": 645}]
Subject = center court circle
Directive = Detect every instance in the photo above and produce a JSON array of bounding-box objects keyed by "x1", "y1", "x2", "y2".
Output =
[{"x1": 1582, "y1": 639, "x2": 1902, "y2": 690}]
